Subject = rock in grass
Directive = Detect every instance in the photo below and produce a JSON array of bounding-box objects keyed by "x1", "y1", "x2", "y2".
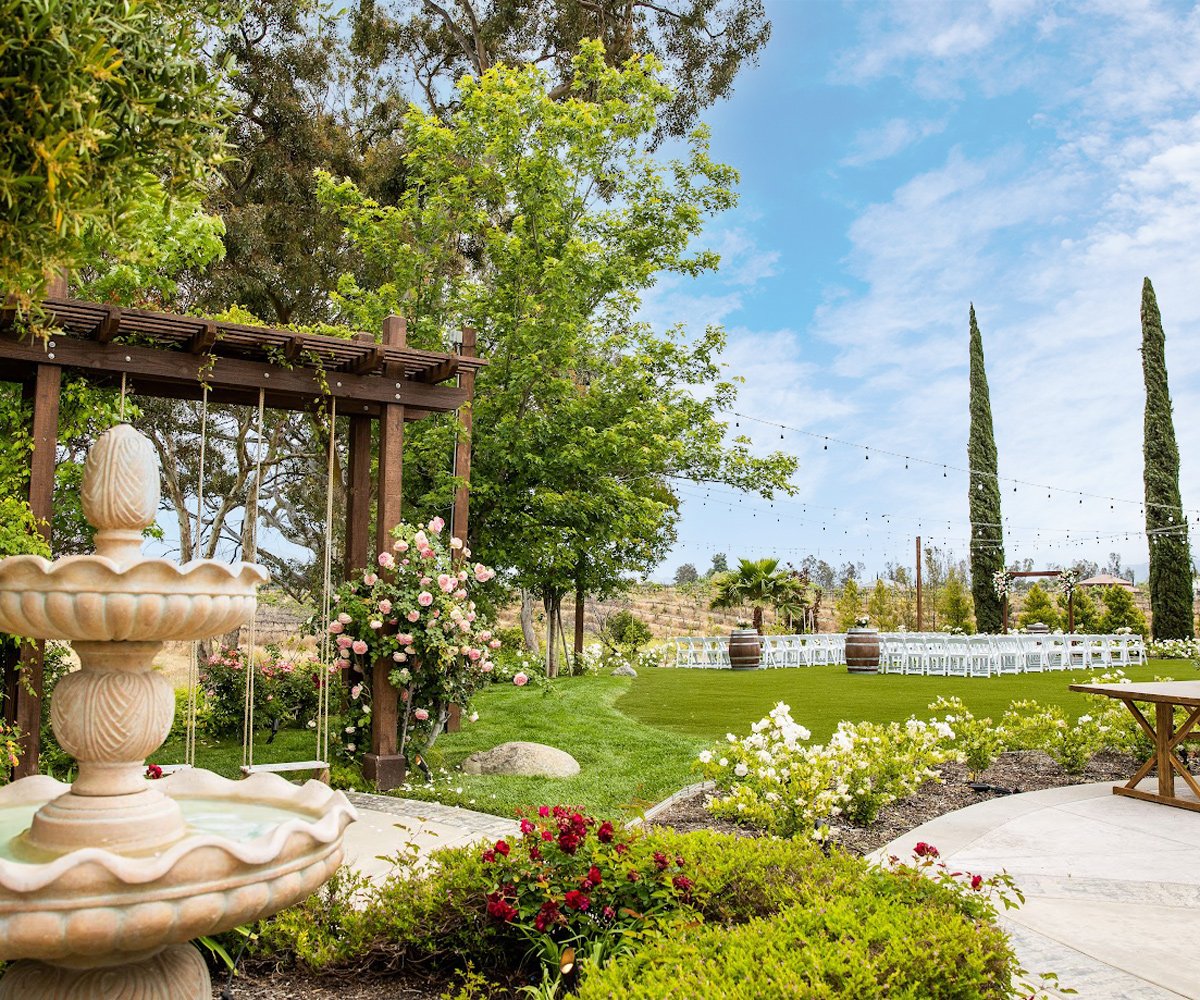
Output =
[
  {"x1": 611, "y1": 663, "x2": 638, "y2": 677},
  {"x1": 462, "y1": 742, "x2": 580, "y2": 777}
]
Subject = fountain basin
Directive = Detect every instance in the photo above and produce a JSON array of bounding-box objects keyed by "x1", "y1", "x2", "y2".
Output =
[
  {"x1": 0, "y1": 556, "x2": 267, "y2": 641},
  {"x1": 0, "y1": 770, "x2": 357, "y2": 966}
]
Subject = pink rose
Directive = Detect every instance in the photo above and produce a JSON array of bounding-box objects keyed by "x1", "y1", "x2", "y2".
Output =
[
  {"x1": 513, "y1": 672, "x2": 528, "y2": 687},
  {"x1": 363, "y1": 573, "x2": 378, "y2": 587},
  {"x1": 421, "y1": 547, "x2": 436, "y2": 559},
  {"x1": 481, "y1": 662, "x2": 493, "y2": 673},
  {"x1": 454, "y1": 589, "x2": 467, "y2": 600},
  {"x1": 431, "y1": 609, "x2": 440, "y2": 618},
  {"x1": 459, "y1": 619, "x2": 472, "y2": 632},
  {"x1": 438, "y1": 573, "x2": 454, "y2": 592},
  {"x1": 350, "y1": 684, "x2": 363, "y2": 699},
  {"x1": 336, "y1": 635, "x2": 352, "y2": 648},
  {"x1": 340, "y1": 649, "x2": 351, "y2": 659},
  {"x1": 468, "y1": 648, "x2": 481, "y2": 661},
  {"x1": 401, "y1": 558, "x2": 410, "y2": 565},
  {"x1": 406, "y1": 610, "x2": 420, "y2": 622},
  {"x1": 378, "y1": 599, "x2": 392, "y2": 615},
  {"x1": 489, "y1": 639, "x2": 501, "y2": 649},
  {"x1": 378, "y1": 551, "x2": 395, "y2": 569},
  {"x1": 351, "y1": 640, "x2": 368, "y2": 655},
  {"x1": 414, "y1": 530, "x2": 428, "y2": 548},
  {"x1": 418, "y1": 591, "x2": 434, "y2": 607},
  {"x1": 450, "y1": 537, "x2": 463, "y2": 550},
  {"x1": 338, "y1": 613, "x2": 352, "y2": 624},
  {"x1": 369, "y1": 619, "x2": 382, "y2": 630},
  {"x1": 428, "y1": 516, "x2": 445, "y2": 533},
  {"x1": 414, "y1": 708, "x2": 429, "y2": 721},
  {"x1": 474, "y1": 564, "x2": 491, "y2": 582},
  {"x1": 397, "y1": 634, "x2": 414, "y2": 645},
  {"x1": 393, "y1": 539, "x2": 409, "y2": 552},
  {"x1": 392, "y1": 651, "x2": 407, "y2": 662},
  {"x1": 466, "y1": 611, "x2": 476, "y2": 622},
  {"x1": 420, "y1": 576, "x2": 432, "y2": 586},
  {"x1": 457, "y1": 569, "x2": 468, "y2": 582},
  {"x1": 328, "y1": 620, "x2": 344, "y2": 634}
]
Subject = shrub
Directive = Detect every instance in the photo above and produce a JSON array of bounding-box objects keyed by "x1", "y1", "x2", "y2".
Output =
[
  {"x1": 577, "y1": 845, "x2": 1020, "y2": 1000},
  {"x1": 928, "y1": 696, "x2": 1004, "y2": 776},
  {"x1": 199, "y1": 644, "x2": 325, "y2": 738},
  {"x1": 698, "y1": 704, "x2": 951, "y2": 837},
  {"x1": 598, "y1": 610, "x2": 652, "y2": 656},
  {"x1": 1099, "y1": 585, "x2": 1148, "y2": 637},
  {"x1": 1147, "y1": 637, "x2": 1198, "y2": 659}
]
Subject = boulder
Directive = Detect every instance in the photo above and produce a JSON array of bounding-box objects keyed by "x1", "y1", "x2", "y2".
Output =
[
  {"x1": 611, "y1": 663, "x2": 638, "y2": 677},
  {"x1": 462, "y1": 741, "x2": 580, "y2": 778}
]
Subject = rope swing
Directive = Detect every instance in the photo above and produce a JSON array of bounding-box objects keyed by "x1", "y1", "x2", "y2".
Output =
[{"x1": 239, "y1": 391, "x2": 334, "y2": 781}]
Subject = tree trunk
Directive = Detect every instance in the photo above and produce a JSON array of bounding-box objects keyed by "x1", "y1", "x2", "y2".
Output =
[
  {"x1": 544, "y1": 592, "x2": 562, "y2": 678},
  {"x1": 520, "y1": 589, "x2": 539, "y2": 652},
  {"x1": 753, "y1": 605, "x2": 763, "y2": 633}
]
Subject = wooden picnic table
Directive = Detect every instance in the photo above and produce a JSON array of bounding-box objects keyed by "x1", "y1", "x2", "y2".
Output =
[{"x1": 1069, "y1": 681, "x2": 1200, "y2": 812}]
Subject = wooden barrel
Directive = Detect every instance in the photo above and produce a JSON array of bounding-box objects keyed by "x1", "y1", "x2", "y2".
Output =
[
  {"x1": 845, "y1": 627, "x2": 880, "y2": 673},
  {"x1": 727, "y1": 628, "x2": 762, "y2": 670}
]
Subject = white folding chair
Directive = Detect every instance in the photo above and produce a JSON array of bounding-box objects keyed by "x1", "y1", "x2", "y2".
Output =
[
  {"x1": 945, "y1": 635, "x2": 969, "y2": 677},
  {"x1": 1108, "y1": 635, "x2": 1130, "y2": 667},
  {"x1": 967, "y1": 637, "x2": 994, "y2": 677},
  {"x1": 809, "y1": 636, "x2": 829, "y2": 666},
  {"x1": 902, "y1": 637, "x2": 927, "y2": 675},
  {"x1": 1129, "y1": 635, "x2": 1146, "y2": 665},
  {"x1": 924, "y1": 637, "x2": 948, "y2": 676},
  {"x1": 1023, "y1": 636, "x2": 1047, "y2": 673},
  {"x1": 994, "y1": 636, "x2": 1021, "y2": 675}
]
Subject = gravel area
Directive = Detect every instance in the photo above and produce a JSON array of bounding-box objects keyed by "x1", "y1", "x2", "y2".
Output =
[{"x1": 649, "y1": 750, "x2": 1143, "y2": 856}]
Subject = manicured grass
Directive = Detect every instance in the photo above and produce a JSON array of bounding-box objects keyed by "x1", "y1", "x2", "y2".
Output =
[
  {"x1": 401, "y1": 676, "x2": 705, "y2": 820},
  {"x1": 616, "y1": 660, "x2": 1185, "y2": 744}
]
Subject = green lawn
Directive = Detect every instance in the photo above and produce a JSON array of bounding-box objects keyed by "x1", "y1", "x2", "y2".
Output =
[
  {"x1": 153, "y1": 658, "x2": 1189, "y2": 822},
  {"x1": 616, "y1": 660, "x2": 1184, "y2": 743}
]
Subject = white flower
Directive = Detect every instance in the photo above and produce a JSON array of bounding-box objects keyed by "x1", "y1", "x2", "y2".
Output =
[
  {"x1": 718, "y1": 757, "x2": 728, "y2": 768},
  {"x1": 734, "y1": 762, "x2": 749, "y2": 777},
  {"x1": 698, "y1": 750, "x2": 713, "y2": 764}
]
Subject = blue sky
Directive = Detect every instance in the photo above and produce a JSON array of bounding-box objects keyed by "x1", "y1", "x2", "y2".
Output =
[{"x1": 646, "y1": 0, "x2": 1200, "y2": 582}]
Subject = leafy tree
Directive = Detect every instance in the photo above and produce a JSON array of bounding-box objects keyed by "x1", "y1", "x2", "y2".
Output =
[
  {"x1": 0, "y1": 0, "x2": 228, "y2": 312},
  {"x1": 1057, "y1": 587, "x2": 1100, "y2": 633},
  {"x1": 377, "y1": 0, "x2": 771, "y2": 143},
  {"x1": 937, "y1": 571, "x2": 975, "y2": 633},
  {"x1": 865, "y1": 579, "x2": 899, "y2": 631},
  {"x1": 599, "y1": 609, "x2": 653, "y2": 656},
  {"x1": 1141, "y1": 278, "x2": 1194, "y2": 639},
  {"x1": 674, "y1": 563, "x2": 699, "y2": 585},
  {"x1": 968, "y1": 305, "x2": 1005, "y2": 632},
  {"x1": 1017, "y1": 583, "x2": 1060, "y2": 632},
  {"x1": 318, "y1": 46, "x2": 795, "y2": 672},
  {"x1": 711, "y1": 558, "x2": 792, "y2": 633},
  {"x1": 833, "y1": 579, "x2": 863, "y2": 632},
  {"x1": 1099, "y1": 585, "x2": 1149, "y2": 637},
  {"x1": 709, "y1": 553, "x2": 729, "y2": 576}
]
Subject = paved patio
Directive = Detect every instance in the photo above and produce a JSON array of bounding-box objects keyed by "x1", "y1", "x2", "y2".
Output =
[
  {"x1": 341, "y1": 791, "x2": 519, "y2": 883},
  {"x1": 879, "y1": 781, "x2": 1200, "y2": 999}
]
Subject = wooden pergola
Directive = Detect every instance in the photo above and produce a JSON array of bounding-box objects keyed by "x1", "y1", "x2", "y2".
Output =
[{"x1": 0, "y1": 279, "x2": 482, "y2": 790}]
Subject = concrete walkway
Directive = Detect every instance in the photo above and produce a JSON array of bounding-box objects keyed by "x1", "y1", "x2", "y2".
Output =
[
  {"x1": 341, "y1": 791, "x2": 519, "y2": 883},
  {"x1": 880, "y1": 781, "x2": 1200, "y2": 999}
]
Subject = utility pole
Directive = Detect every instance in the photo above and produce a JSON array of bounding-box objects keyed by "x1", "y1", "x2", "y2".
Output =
[{"x1": 915, "y1": 536, "x2": 923, "y2": 631}]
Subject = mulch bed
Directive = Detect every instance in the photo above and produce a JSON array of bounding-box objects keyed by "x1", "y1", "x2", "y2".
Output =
[
  {"x1": 649, "y1": 750, "x2": 1141, "y2": 856},
  {"x1": 216, "y1": 750, "x2": 1149, "y2": 997}
]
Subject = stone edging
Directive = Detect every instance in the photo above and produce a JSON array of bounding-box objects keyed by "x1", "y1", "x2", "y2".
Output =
[{"x1": 626, "y1": 781, "x2": 714, "y2": 829}]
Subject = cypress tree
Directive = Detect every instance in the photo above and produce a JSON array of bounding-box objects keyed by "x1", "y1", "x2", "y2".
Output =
[
  {"x1": 1141, "y1": 278, "x2": 1195, "y2": 639},
  {"x1": 968, "y1": 304, "x2": 1005, "y2": 632}
]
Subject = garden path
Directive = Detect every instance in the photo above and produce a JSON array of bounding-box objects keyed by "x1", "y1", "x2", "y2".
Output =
[
  {"x1": 878, "y1": 782, "x2": 1200, "y2": 999},
  {"x1": 341, "y1": 791, "x2": 519, "y2": 883}
]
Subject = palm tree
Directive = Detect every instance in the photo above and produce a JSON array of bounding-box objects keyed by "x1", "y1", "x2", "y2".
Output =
[{"x1": 710, "y1": 558, "x2": 794, "y2": 632}]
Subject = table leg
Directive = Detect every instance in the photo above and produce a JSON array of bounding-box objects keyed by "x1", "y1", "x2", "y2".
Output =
[{"x1": 1156, "y1": 702, "x2": 1174, "y2": 798}]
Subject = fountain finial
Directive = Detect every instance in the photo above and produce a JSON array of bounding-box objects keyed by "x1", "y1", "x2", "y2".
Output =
[{"x1": 81, "y1": 424, "x2": 160, "y2": 566}]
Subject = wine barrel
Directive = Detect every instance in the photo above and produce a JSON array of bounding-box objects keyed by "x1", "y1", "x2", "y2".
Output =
[
  {"x1": 845, "y1": 627, "x2": 880, "y2": 673},
  {"x1": 728, "y1": 628, "x2": 762, "y2": 670}
]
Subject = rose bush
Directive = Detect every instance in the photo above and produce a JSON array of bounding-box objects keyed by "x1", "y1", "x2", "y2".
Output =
[
  {"x1": 698, "y1": 703, "x2": 952, "y2": 838},
  {"x1": 200, "y1": 643, "x2": 327, "y2": 738},
  {"x1": 327, "y1": 518, "x2": 498, "y2": 752}
]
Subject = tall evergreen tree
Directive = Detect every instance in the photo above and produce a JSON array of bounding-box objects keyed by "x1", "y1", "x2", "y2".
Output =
[
  {"x1": 1140, "y1": 278, "x2": 1195, "y2": 639},
  {"x1": 968, "y1": 305, "x2": 1005, "y2": 632}
]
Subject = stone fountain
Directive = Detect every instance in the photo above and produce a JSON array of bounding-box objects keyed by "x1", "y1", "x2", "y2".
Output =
[{"x1": 0, "y1": 424, "x2": 357, "y2": 998}]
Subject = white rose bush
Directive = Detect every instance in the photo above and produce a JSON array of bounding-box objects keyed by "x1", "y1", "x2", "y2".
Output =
[{"x1": 698, "y1": 703, "x2": 952, "y2": 840}]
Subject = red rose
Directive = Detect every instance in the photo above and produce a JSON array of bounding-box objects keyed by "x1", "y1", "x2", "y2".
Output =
[
  {"x1": 145, "y1": 763, "x2": 163, "y2": 780},
  {"x1": 564, "y1": 890, "x2": 590, "y2": 911},
  {"x1": 494, "y1": 839, "x2": 511, "y2": 857},
  {"x1": 558, "y1": 832, "x2": 580, "y2": 855},
  {"x1": 538, "y1": 805, "x2": 551, "y2": 818},
  {"x1": 520, "y1": 818, "x2": 535, "y2": 836},
  {"x1": 529, "y1": 844, "x2": 543, "y2": 862},
  {"x1": 626, "y1": 870, "x2": 640, "y2": 882},
  {"x1": 615, "y1": 842, "x2": 629, "y2": 855},
  {"x1": 970, "y1": 875, "x2": 983, "y2": 891},
  {"x1": 597, "y1": 821, "x2": 615, "y2": 843},
  {"x1": 534, "y1": 899, "x2": 560, "y2": 931},
  {"x1": 673, "y1": 875, "x2": 693, "y2": 892},
  {"x1": 541, "y1": 829, "x2": 554, "y2": 842},
  {"x1": 653, "y1": 851, "x2": 669, "y2": 870},
  {"x1": 913, "y1": 842, "x2": 939, "y2": 858},
  {"x1": 602, "y1": 905, "x2": 616, "y2": 920},
  {"x1": 481, "y1": 850, "x2": 496, "y2": 863},
  {"x1": 587, "y1": 865, "x2": 603, "y2": 886}
]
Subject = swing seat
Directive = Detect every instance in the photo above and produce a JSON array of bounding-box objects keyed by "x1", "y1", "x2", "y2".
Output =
[{"x1": 240, "y1": 760, "x2": 330, "y2": 783}]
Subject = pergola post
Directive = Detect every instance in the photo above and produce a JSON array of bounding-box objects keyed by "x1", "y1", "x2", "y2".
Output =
[
  {"x1": 8, "y1": 362, "x2": 61, "y2": 777},
  {"x1": 450, "y1": 326, "x2": 476, "y2": 550},
  {"x1": 362, "y1": 315, "x2": 407, "y2": 790}
]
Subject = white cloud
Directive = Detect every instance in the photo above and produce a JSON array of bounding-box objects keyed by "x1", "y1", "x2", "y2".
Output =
[{"x1": 840, "y1": 117, "x2": 947, "y2": 167}]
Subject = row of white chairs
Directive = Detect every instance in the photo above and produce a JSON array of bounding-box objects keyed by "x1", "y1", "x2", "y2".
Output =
[{"x1": 670, "y1": 633, "x2": 1144, "y2": 675}]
